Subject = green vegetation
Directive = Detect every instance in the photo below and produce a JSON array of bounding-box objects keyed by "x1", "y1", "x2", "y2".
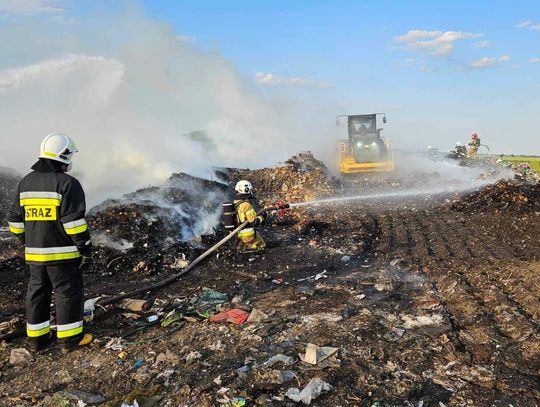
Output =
[{"x1": 499, "y1": 155, "x2": 540, "y2": 175}]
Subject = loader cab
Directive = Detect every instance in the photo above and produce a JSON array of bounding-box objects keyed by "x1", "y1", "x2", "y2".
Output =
[{"x1": 348, "y1": 114, "x2": 388, "y2": 163}]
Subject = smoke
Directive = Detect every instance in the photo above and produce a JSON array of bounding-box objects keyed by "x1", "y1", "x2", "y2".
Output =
[
  {"x1": 0, "y1": 4, "x2": 336, "y2": 206},
  {"x1": 392, "y1": 150, "x2": 514, "y2": 187},
  {"x1": 92, "y1": 232, "x2": 134, "y2": 253}
]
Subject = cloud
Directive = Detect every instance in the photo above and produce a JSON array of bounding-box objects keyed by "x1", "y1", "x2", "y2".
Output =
[
  {"x1": 0, "y1": 0, "x2": 66, "y2": 15},
  {"x1": 394, "y1": 29, "x2": 483, "y2": 56},
  {"x1": 517, "y1": 20, "x2": 540, "y2": 31},
  {"x1": 472, "y1": 40, "x2": 491, "y2": 48},
  {"x1": 517, "y1": 20, "x2": 532, "y2": 28},
  {"x1": 254, "y1": 72, "x2": 333, "y2": 88},
  {"x1": 529, "y1": 57, "x2": 540, "y2": 64},
  {"x1": 467, "y1": 55, "x2": 511, "y2": 69}
]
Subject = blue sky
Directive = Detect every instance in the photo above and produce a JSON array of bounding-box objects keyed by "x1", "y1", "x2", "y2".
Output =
[
  {"x1": 0, "y1": 0, "x2": 539, "y2": 155},
  {"x1": 137, "y1": 0, "x2": 540, "y2": 153}
]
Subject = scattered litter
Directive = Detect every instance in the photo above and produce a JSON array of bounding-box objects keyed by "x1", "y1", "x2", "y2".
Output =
[
  {"x1": 9, "y1": 348, "x2": 33, "y2": 366},
  {"x1": 390, "y1": 258, "x2": 402, "y2": 267},
  {"x1": 355, "y1": 294, "x2": 366, "y2": 300},
  {"x1": 120, "y1": 313, "x2": 143, "y2": 320},
  {"x1": 286, "y1": 377, "x2": 333, "y2": 404},
  {"x1": 161, "y1": 311, "x2": 184, "y2": 327},
  {"x1": 171, "y1": 256, "x2": 189, "y2": 269},
  {"x1": 133, "y1": 359, "x2": 145, "y2": 369},
  {"x1": 146, "y1": 315, "x2": 159, "y2": 323},
  {"x1": 231, "y1": 295, "x2": 243, "y2": 304},
  {"x1": 263, "y1": 354, "x2": 296, "y2": 368},
  {"x1": 314, "y1": 271, "x2": 327, "y2": 280},
  {"x1": 54, "y1": 390, "x2": 106, "y2": 405},
  {"x1": 105, "y1": 337, "x2": 124, "y2": 351},
  {"x1": 209, "y1": 309, "x2": 250, "y2": 325},
  {"x1": 255, "y1": 369, "x2": 296, "y2": 385},
  {"x1": 401, "y1": 314, "x2": 445, "y2": 329},
  {"x1": 300, "y1": 343, "x2": 338, "y2": 365},
  {"x1": 0, "y1": 316, "x2": 23, "y2": 334},
  {"x1": 196, "y1": 288, "x2": 228, "y2": 310},
  {"x1": 247, "y1": 308, "x2": 268, "y2": 323},
  {"x1": 185, "y1": 350, "x2": 203, "y2": 363},
  {"x1": 83, "y1": 297, "x2": 101, "y2": 322},
  {"x1": 218, "y1": 396, "x2": 246, "y2": 407},
  {"x1": 116, "y1": 299, "x2": 151, "y2": 312},
  {"x1": 374, "y1": 282, "x2": 392, "y2": 291},
  {"x1": 341, "y1": 256, "x2": 351, "y2": 262},
  {"x1": 154, "y1": 350, "x2": 179, "y2": 366}
]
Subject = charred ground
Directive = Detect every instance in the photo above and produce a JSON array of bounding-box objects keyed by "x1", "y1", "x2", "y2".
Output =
[{"x1": 0, "y1": 155, "x2": 539, "y2": 407}]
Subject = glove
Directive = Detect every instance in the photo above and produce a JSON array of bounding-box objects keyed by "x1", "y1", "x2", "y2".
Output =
[
  {"x1": 77, "y1": 240, "x2": 92, "y2": 271},
  {"x1": 79, "y1": 255, "x2": 93, "y2": 272},
  {"x1": 77, "y1": 240, "x2": 92, "y2": 257}
]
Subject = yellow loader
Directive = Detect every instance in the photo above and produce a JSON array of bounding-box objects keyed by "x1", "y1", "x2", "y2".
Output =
[{"x1": 337, "y1": 113, "x2": 394, "y2": 175}]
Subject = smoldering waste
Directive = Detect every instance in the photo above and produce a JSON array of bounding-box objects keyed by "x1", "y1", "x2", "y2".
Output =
[{"x1": 0, "y1": 153, "x2": 539, "y2": 406}]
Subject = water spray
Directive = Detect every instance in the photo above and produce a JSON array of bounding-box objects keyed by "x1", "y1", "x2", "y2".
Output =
[{"x1": 288, "y1": 184, "x2": 480, "y2": 208}]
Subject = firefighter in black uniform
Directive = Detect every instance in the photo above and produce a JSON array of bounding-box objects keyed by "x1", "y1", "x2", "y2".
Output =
[{"x1": 7, "y1": 133, "x2": 93, "y2": 350}]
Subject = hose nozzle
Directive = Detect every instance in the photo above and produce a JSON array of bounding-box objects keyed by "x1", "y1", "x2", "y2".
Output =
[{"x1": 274, "y1": 200, "x2": 290, "y2": 219}]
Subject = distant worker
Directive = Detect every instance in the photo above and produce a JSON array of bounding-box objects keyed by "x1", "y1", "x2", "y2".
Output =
[
  {"x1": 233, "y1": 180, "x2": 268, "y2": 253},
  {"x1": 7, "y1": 134, "x2": 93, "y2": 350},
  {"x1": 467, "y1": 133, "x2": 481, "y2": 159},
  {"x1": 455, "y1": 142, "x2": 467, "y2": 158}
]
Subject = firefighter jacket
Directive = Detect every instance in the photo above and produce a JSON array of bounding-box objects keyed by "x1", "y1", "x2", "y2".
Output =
[
  {"x1": 469, "y1": 138, "x2": 481, "y2": 148},
  {"x1": 234, "y1": 197, "x2": 264, "y2": 240},
  {"x1": 7, "y1": 158, "x2": 91, "y2": 265}
]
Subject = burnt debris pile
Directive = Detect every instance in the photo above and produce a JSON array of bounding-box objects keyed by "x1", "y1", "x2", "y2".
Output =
[
  {"x1": 87, "y1": 173, "x2": 228, "y2": 277},
  {"x1": 451, "y1": 180, "x2": 540, "y2": 213},
  {"x1": 215, "y1": 151, "x2": 340, "y2": 205}
]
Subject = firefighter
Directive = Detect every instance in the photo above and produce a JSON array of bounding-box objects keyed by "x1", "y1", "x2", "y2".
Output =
[
  {"x1": 454, "y1": 142, "x2": 467, "y2": 158},
  {"x1": 233, "y1": 180, "x2": 268, "y2": 253},
  {"x1": 467, "y1": 133, "x2": 481, "y2": 159},
  {"x1": 7, "y1": 133, "x2": 93, "y2": 350}
]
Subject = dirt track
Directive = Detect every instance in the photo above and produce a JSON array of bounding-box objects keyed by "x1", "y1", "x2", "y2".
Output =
[{"x1": 0, "y1": 167, "x2": 539, "y2": 406}]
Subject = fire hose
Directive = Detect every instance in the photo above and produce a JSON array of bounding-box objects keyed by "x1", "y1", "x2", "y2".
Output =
[
  {"x1": 96, "y1": 201, "x2": 290, "y2": 307},
  {"x1": 0, "y1": 202, "x2": 290, "y2": 342}
]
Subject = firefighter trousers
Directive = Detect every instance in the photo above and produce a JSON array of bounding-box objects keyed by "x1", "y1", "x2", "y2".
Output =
[
  {"x1": 26, "y1": 262, "x2": 84, "y2": 345},
  {"x1": 236, "y1": 230, "x2": 266, "y2": 253}
]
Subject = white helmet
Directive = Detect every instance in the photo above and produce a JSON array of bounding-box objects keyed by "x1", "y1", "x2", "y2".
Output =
[
  {"x1": 235, "y1": 180, "x2": 253, "y2": 195},
  {"x1": 39, "y1": 133, "x2": 78, "y2": 171},
  {"x1": 456, "y1": 142, "x2": 462, "y2": 146}
]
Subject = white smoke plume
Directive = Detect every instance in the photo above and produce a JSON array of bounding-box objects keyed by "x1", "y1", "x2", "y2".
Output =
[{"x1": 0, "y1": 5, "x2": 336, "y2": 206}]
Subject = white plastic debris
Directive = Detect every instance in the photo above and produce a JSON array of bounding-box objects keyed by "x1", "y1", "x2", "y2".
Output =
[
  {"x1": 300, "y1": 343, "x2": 338, "y2": 365},
  {"x1": 83, "y1": 297, "x2": 102, "y2": 322},
  {"x1": 263, "y1": 354, "x2": 295, "y2": 368},
  {"x1": 9, "y1": 348, "x2": 33, "y2": 366},
  {"x1": 286, "y1": 377, "x2": 333, "y2": 404},
  {"x1": 105, "y1": 337, "x2": 124, "y2": 351},
  {"x1": 401, "y1": 314, "x2": 444, "y2": 329}
]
